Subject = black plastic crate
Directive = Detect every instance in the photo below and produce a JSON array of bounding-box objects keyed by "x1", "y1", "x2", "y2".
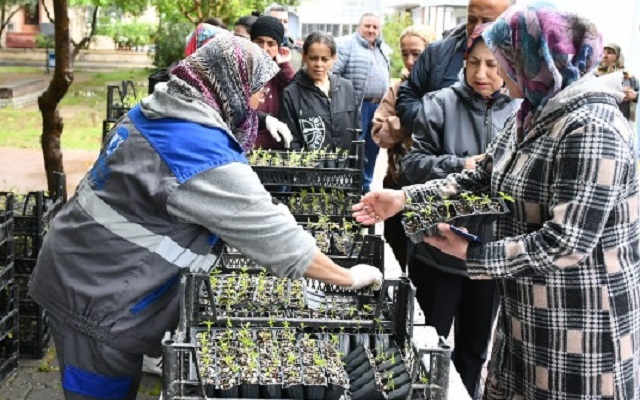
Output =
[
  {"x1": 250, "y1": 139, "x2": 365, "y2": 191},
  {"x1": 220, "y1": 235, "x2": 384, "y2": 275},
  {"x1": 0, "y1": 309, "x2": 18, "y2": 342},
  {"x1": 19, "y1": 306, "x2": 50, "y2": 360},
  {"x1": 13, "y1": 172, "x2": 66, "y2": 236},
  {"x1": 106, "y1": 81, "x2": 137, "y2": 123},
  {"x1": 0, "y1": 263, "x2": 14, "y2": 296},
  {"x1": 0, "y1": 192, "x2": 14, "y2": 244},
  {"x1": 0, "y1": 283, "x2": 18, "y2": 320},
  {"x1": 14, "y1": 273, "x2": 30, "y2": 300},
  {"x1": 271, "y1": 190, "x2": 361, "y2": 221},
  {"x1": 0, "y1": 193, "x2": 14, "y2": 272},
  {"x1": 0, "y1": 327, "x2": 18, "y2": 386},
  {"x1": 161, "y1": 330, "x2": 450, "y2": 400},
  {"x1": 102, "y1": 120, "x2": 117, "y2": 143},
  {"x1": 176, "y1": 274, "x2": 413, "y2": 345}
]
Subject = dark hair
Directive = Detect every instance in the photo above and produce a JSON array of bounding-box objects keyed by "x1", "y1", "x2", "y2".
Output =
[
  {"x1": 302, "y1": 31, "x2": 336, "y2": 56},
  {"x1": 235, "y1": 15, "x2": 258, "y2": 31},
  {"x1": 203, "y1": 17, "x2": 228, "y2": 30}
]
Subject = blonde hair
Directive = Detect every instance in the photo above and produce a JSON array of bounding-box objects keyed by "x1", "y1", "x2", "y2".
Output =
[{"x1": 400, "y1": 24, "x2": 436, "y2": 47}]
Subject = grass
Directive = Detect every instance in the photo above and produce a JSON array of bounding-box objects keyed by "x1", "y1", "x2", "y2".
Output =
[{"x1": 0, "y1": 67, "x2": 150, "y2": 151}]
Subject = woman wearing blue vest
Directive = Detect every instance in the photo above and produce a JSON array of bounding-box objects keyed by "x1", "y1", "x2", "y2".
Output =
[{"x1": 28, "y1": 28, "x2": 382, "y2": 399}]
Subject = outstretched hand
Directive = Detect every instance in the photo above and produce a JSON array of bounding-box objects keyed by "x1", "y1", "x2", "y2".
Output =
[
  {"x1": 423, "y1": 223, "x2": 469, "y2": 260},
  {"x1": 351, "y1": 189, "x2": 406, "y2": 225}
]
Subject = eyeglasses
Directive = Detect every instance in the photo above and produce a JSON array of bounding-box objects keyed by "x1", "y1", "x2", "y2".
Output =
[{"x1": 257, "y1": 86, "x2": 271, "y2": 100}]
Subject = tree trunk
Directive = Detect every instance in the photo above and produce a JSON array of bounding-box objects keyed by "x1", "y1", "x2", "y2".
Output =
[{"x1": 37, "y1": 0, "x2": 73, "y2": 195}]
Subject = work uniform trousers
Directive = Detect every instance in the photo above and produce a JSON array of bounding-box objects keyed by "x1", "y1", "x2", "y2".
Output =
[
  {"x1": 409, "y1": 257, "x2": 500, "y2": 399},
  {"x1": 49, "y1": 314, "x2": 144, "y2": 400}
]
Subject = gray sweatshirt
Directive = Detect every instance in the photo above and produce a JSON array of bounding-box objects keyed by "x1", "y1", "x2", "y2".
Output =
[{"x1": 29, "y1": 84, "x2": 316, "y2": 354}]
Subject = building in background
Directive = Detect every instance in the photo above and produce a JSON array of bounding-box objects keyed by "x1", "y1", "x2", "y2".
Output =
[
  {"x1": 296, "y1": 0, "x2": 385, "y2": 40},
  {"x1": 383, "y1": 0, "x2": 465, "y2": 37}
]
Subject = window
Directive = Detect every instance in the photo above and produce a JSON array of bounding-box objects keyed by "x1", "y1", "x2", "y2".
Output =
[
  {"x1": 341, "y1": 24, "x2": 350, "y2": 36},
  {"x1": 23, "y1": 3, "x2": 39, "y2": 26},
  {"x1": 303, "y1": 23, "x2": 342, "y2": 37}
]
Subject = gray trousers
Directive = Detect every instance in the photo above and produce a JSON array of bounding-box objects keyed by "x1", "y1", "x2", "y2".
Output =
[{"x1": 49, "y1": 314, "x2": 144, "y2": 400}]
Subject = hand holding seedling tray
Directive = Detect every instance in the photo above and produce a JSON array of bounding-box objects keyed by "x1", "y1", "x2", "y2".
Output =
[{"x1": 400, "y1": 191, "x2": 514, "y2": 244}]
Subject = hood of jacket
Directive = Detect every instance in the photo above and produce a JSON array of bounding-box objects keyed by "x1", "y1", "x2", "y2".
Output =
[
  {"x1": 293, "y1": 69, "x2": 343, "y2": 93},
  {"x1": 140, "y1": 82, "x2": 233, "y2": 135},
  {"x1": 539, "y1": 71, "x2": 624, "y2": 121}
]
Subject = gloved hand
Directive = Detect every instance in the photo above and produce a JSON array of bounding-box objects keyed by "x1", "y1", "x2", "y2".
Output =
[
  {"x1": 348, "y1": 264, "x2": 383, "y2": 291},
  {"x1": 265, "y1": 115, "x2": 292, "y2": 148}
]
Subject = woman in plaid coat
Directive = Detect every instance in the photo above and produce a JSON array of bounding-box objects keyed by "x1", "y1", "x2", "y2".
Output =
[{"x1": 353, "y1": 3, "x2": 640, "y2": 399}]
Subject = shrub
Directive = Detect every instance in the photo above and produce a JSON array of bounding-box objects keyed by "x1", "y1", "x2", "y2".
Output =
[{"x1": 152, "y1": 21, "x2": 193, "y2": 69}]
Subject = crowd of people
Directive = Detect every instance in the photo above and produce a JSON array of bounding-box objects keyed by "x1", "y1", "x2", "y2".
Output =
[{"x1": 27, "y1": 1, "x2": 640, "y2": 399}]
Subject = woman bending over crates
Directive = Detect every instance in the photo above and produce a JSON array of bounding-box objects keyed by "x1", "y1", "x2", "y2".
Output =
[
  {"x1": 280, "y1": 31, "x2": 360, "y2": 152},
  {"x1": 28, "y1": 27, "x2": 382, "y2": 400},
  {"x1": 353, "y1": 3, "x2": 640, "y2": 399}
]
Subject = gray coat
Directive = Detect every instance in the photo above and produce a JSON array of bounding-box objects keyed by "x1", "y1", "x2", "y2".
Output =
[{"x1": 402, "y1": 77, "x2": 520, "y2": 276}]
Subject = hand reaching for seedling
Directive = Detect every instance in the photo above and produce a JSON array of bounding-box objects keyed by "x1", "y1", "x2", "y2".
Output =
[
  {"x1": 352, "y1": 189, "x2": 406, "y2": 225},
  {"x1": 348, "y1": 264, "x2": 383, "y2": 290}
]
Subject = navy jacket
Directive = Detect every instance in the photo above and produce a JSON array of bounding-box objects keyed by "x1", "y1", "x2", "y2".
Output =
[{"x1": 396, "y1": 23, "x2": 467, "y2": 131}]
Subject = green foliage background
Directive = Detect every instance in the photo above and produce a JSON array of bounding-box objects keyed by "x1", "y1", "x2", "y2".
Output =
[{"x1": 382, "y1": 12, "x2": 414, "y2": 79}]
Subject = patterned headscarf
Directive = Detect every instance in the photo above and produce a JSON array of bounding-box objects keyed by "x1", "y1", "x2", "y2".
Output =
[
  {"x1": 482, "y1": 2, "x2": 603, "y2": 131},
  {"x1": 184, "y1": 23, "x2": 220, "y2": 57},
  {"x1": 596, "y1": 43, "x2": 626, "y2": 75},
  {"x1": 169, "y1": 25, "x2": 279, "y2": 151}
]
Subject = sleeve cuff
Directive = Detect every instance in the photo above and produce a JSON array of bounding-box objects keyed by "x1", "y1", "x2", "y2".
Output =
[{"x1": 465, "y1": 241, "x2": 490, "y2": 278}]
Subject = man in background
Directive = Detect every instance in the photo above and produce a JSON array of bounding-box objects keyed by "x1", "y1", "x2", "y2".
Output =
[
  {"x1": 333, "y1": 12, "x2": 390, "y2": 192},
  {"x1": 265, "y1": 3, "x2": 302, "y2": 70}
]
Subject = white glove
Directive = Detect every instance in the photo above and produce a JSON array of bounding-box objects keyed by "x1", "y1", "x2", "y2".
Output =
[
  {"x1": 265, "y1": 115, "x2": 292, "y2": 148},
  {"x1": 348, "y1": 264, "x2": 383, "y2": 291}
]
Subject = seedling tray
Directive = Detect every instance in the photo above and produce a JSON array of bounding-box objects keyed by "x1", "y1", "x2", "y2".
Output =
[
  {"x1": 177, "y1": 273, "x2": 413, "y2": 342},
  {"x1": 250, "y1": 139, "x2": 365, "y2": 191},
  {"x1": 219, "y1": 235, "x2": 384, "y2": 274},
  {"x1": 402, "y1": 196, "x2": 509, "y2": 244},
  {"x1": 162, "y1": 329, "x2": 450, "y2": 400}
]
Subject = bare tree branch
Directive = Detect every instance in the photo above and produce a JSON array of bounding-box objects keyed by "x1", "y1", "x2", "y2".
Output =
[
  {"x1": 70, "y1": 5, "x2": 99, "y2": 65},
  {"x1": 0, "y1": 7, "x2": 20, "y2": 47},
  {"x1": 42, "y1": 0, "x2": 55, "y2": 22}
]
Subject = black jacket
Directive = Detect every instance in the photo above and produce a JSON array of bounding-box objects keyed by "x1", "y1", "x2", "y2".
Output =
[
  {"x1": 396, "y1": 23, "x2": 467, "y2": 131},
  {"x1": 281, "y1": 70, "x2": 360, "y2": 151}
]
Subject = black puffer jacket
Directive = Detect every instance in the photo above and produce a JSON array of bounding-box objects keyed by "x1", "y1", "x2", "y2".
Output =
[{"x1": 280, "y1": 70, "x2": 360, "y2": 151}]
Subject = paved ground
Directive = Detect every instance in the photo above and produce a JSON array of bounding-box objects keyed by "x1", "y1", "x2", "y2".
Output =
[{"x1": 0, "y1": 148, "x2": 471, "y2": 400}]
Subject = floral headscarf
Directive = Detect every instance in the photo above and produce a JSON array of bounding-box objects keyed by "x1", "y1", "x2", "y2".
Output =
[
  {"x1": 169, "y1": 24, "x2": 279, "y2": 151},
  {"x1": 482, "y1": 2, "x2": 603, "y2": 131}
]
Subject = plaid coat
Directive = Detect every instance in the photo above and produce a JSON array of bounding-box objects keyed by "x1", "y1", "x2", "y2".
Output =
[{"x1": 405, "y1": 72, "x2": 640, "y2": 399}]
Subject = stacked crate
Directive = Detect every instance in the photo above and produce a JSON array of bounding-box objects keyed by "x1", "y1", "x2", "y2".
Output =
[
  {"x1": 0, "y1": 193, "x2": 18, "y2": 384},
  {"x1": 102, "y1": 80, "x2": 137, "y2": 142},
  {"x1": 13, "y1": 173, "x2": 66, "y2": 359}
]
